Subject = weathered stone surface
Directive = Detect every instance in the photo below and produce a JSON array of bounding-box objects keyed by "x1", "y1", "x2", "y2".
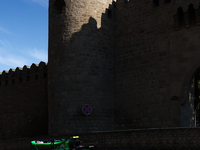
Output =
[
  {"x1": 1, "y1": 0, "x2": 200, "y2": 145},
  {"x1": 48, "y1": 0, "x2": 115, "y2": 135}
]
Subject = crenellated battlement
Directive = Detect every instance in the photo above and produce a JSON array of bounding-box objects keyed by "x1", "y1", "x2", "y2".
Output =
[
  {"x1": 116, "y1": 0, "x2": 200, "y2": 31},
  {"x1": 0, "y1": 61, "x2": 47, "y2": 86},
  {"x1": 2, "y1": 0, "x2": 200, "y2": 145},
  {"x1": 173, "y1": 3, "x2": 200, "y2": 30},
  {"x1": 173, "y1": 0, "x2": 199, "y2": 13}
]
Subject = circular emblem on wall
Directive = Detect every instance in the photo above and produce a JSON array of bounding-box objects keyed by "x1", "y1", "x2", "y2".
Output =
[{"x1": 82, "y1": 104, "x2": 92, "y2": 115}]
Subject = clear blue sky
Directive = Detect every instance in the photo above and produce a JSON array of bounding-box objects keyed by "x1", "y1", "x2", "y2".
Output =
[{"x1": 0, "y1": 0, "x2": 48, "y2": 72}]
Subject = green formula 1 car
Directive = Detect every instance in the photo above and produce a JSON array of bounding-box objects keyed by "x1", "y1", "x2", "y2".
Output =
[{"x1": 31, "y1": 136, "x2": 94, "y2": 150}]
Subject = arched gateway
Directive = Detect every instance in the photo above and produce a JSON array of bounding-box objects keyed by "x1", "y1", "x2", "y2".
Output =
[{"x1": 181, "y1": 67, "x2": 200, "y2": 127}]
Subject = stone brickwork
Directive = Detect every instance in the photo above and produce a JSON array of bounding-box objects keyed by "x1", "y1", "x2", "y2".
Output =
[
  {"x1": 80, "y1": 127, "x2": 200, "y2": 149},
  {"x1": 114, "y1": 0, "x2": 172, "y2": 129},
  {"x1": 0, "y1": 62, "x2": 48, "y2": 139},
  {"x1": 171, "y1": 25, "x2": 200, "y2": 127},
  {"x1": 48, "y1": 0, "x2": 115, "y2": 135},
  {"x1": 114, "y1": 0, "x2": 200, "y2": 130},
  {"x1": 1, "y1": 0, "x2": 200, "y2": 148}
]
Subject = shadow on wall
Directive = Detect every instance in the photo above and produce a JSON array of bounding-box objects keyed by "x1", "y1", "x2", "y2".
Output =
[
  {"x1": 64, "y1": 15, "x2": 114, "y2": 102},
  {"x1": 66, "y1": 16, "x2": 115, "y2": 132},
  {"x1": 48, "y1": 0, "x2": 115, "y2": 135},
  {"x1": 0, "y1": 62, "x2": 48, "y2": 140}
]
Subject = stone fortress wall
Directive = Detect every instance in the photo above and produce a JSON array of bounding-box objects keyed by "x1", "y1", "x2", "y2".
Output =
[
  {"x1": 114, "y1": 0, "x2": 200, "y2": 130},
  {"x1": 0, "y1": 62, "x2": 48, "y2": 140},
  {"x1": 1, "y1": 0, "x2": 200, "y2": 145},
  {"x1": 114, "y1": 0, "x2": 173, "y2": 130}
]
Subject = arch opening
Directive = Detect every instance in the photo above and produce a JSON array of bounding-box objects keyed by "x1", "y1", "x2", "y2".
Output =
[
  {"x1": 188, "y1": 3, "x2": 196, "y2": 27},
  {"x1": 177, "y1": 7, "x2": 184, "y2": 29},
  {"x1": 181, "y1": 67, "x2": 200, "y2": 127},
  {"x1": 194, "y1": 70, "x2": 200, "y2": 126}
]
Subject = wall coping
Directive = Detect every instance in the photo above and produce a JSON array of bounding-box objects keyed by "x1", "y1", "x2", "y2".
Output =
[{"x1": 89, "y1": 126, "x2": 200, "y2": 133}]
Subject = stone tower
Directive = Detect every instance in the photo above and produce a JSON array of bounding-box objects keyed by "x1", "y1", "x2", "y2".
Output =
[{"x1": 48, "y1": 0, "x2": 115, "y2": 135}]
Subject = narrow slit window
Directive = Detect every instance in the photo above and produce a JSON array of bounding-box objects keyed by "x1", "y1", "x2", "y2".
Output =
[
  {"x1": 125, "y1": 0, "x2": 129, "y2": 4},
  {"x1": 108, "y1": 9, "x2": 112, "y2": 19},
  {"x1": 188, "y1": 4, "x2": 196, "y2": 26},
  {"x1": 27, "y1": 76, "x2": 30, "y2": 81},
  {"x1": 35, "y1": 74, "x2": 38, "y2": 80},
  {"x1": 54, "y1": 0, "x2": 66, "y2": 14},
  {"x1": 43, "y1": 73, "x2": 47, "y2": 78},
  {"x1": 164, "y1": 0, "x2": 171, "y2": 4},
  {"x1": 5, "y1": 80, "x2": 8, "y2": 85},
  {"x1": 12, "y1": 79, "x2": 15, "y2": 84},
  {"x1": 153, "y1": 0, "x2": 159, "y2": 7},
  {"x1": 19, "y1": 77, "x2": 22, "y2": 83},
  {"x1": 177, "y1": 7, "x2": 184, "y2": 29},
  {"x1": 199, "y1": 4, "x2": 200, "y2": 16}
]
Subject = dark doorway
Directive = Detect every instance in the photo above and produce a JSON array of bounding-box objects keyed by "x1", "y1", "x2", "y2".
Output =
[
  {"x1": 195, "y1": 72, "x2": 200, "y2": 126},
  {"x1": 180, "y1": 68, "x2": 200, "y2": 127}
]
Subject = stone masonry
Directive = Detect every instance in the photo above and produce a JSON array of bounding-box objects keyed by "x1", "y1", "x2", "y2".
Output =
[
  {"x1": 0, "y1": 62, "x2": 48, "y2": 139},
  {"x1": 48, "y1": 0, "x2": 115, "y2": 135},
  {"x1": 1, "y1": 0, "x2": 200, "y2": 142}
]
